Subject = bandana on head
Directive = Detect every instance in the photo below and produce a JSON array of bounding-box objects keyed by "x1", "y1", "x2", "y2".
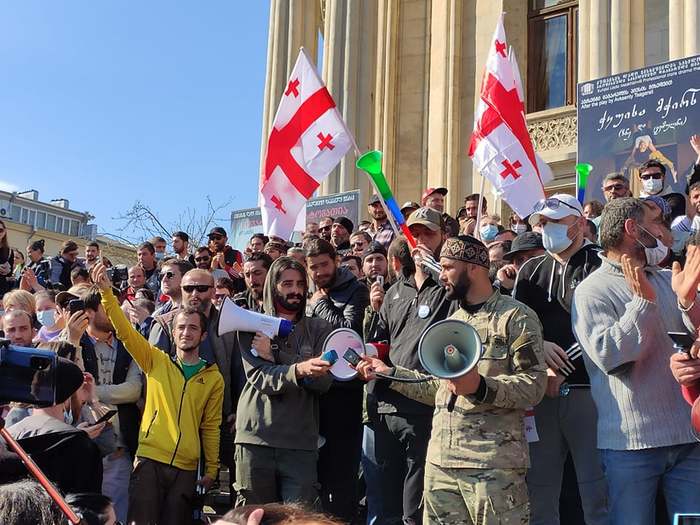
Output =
[{"x1": 440, "y1": 235, "x2": 490, "y2": 269}]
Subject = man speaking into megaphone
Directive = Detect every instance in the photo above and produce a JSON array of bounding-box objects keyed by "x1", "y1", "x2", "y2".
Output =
[{"x1": 355, "y1": 235, "x2": 548, "y2": 525}]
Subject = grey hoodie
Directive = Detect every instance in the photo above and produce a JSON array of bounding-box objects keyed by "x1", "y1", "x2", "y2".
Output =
[{"x1": 235, "y1": 257, "x2": 333, "y2": 450}]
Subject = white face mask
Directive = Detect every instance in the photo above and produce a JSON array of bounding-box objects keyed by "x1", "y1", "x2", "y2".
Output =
[
  {"x1": 642, "y1": 178, "x2": 663, "y2": 195},
  {"x1": 36, "y1": 309, "x2": 56, "y2": 328},
  {"x1": 511, "y1": 224, "x2": 528, "y2": 235},
  {"x1": 480, "y1": 224, "x2": 499, "y2": 242},
  {"x1": 636, "y1": 226, "x2": 669, "y2": 267},
  {"x1": 542, "y1": 222, "x2": 574, "y2": 254}
]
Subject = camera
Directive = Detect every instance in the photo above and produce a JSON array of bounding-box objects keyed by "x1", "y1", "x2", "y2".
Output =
[
  {"x1": 0, "y1": 339, "x2": 57, "y2": 406},
  {"x1": 106, "y1": 264, "x2": 129, "y2": 288}
]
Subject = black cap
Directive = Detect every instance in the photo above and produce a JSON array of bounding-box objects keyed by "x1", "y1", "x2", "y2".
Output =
[
  {"x1": 207, "y1": 226, "x2": 227, "y2": 239},
  {"x1": 368, "y1": 194, "x2": 381, "y2": 205},
  {"x1": 362, "y1": 241, "x2": 387, "y2": 260},
  {"x1": 333, "y1": 216, "x2": 354, "y2": 234},
  {"x1": 173, "y1": 231, "x2": 189, "y2": 242},
  {"x1": 55, "y1": 357, "x2": 85, "y2": 404},
  {"x1": 503, "y1": 232, "x2": 544, "y2": 261}
]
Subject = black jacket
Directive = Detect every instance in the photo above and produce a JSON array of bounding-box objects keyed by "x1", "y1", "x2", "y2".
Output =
[
  {"x1": 233, "y1": 289, "x2": 264, "y2": 313},
  {"x1": 513, "y1": 242, "x2": 601, "y2": 384},
  {"x1": 79, "y1": 334, "x2": 141, "y2": 457},
  {"x1": 309, "y1": 267, "x2": 369, "y2": 334}
]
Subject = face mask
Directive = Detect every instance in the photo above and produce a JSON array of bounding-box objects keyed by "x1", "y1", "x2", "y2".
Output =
[
  {"x1": 511, "y1": 224, "x2": 528, "y2": 235},
  {"x1": 642, "y1": 178, "x2": 663, "y2": 195},
  {"x1": 155, "y1": 252, "x2": 166, "y2": 261},
  {"x1": 480, "y1": 224, "x2": 499, "y2": 242},
  {"x1": 37, "y1": 309, "x2": 56, "y2": 328},
  {"x1": 636, "y1": 226, "x2": 669, "y2": 267},
  {"x1": 542, "y1": 222, "x2": 574, "y2": 254}
]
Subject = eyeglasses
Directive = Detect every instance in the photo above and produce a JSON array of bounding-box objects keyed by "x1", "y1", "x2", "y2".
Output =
[
  {"x1": 534, "y1": 198, "x2": 581, "y2": 215},
  {"x1": 604, "y1": 183, "x2": 626, "y2": 192},
  {"x1": 182, "y1": 284, "x2": 213, "y2": 293},
  {"x1": 161, "y1": 271, "x2": 175, "y2": 280},
  {"x1": 640, "y1": 172, "x2": 663, "y2": 180},
  {"x1": 208, "y1": 234, "x2": 224, "y2": 241},
  {"x1": 194, "y1": 256, "x2": 210, "y2": 263}
]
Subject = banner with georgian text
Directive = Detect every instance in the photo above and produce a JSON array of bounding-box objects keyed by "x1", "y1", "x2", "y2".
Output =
[{"x1": 578, "y1": 55, "x2": 700, "y2": 201}]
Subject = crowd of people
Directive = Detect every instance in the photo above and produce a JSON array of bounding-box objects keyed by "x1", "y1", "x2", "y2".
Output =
[{"x1": 3, "y1": 156, "x2": 700, "y2": 524}]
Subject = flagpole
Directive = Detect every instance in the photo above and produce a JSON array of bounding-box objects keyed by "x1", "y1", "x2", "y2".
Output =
[{"x1": 474, "y1": 173, "x2": 486, "y2": 241}]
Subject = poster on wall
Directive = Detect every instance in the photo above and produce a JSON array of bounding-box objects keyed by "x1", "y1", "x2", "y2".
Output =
[
  {"x1": 577, "y1": 55, "x2": 700, "y2": 202},
  {"x1": 229, "y1": 190, "x2": 361, "y2": 251}
]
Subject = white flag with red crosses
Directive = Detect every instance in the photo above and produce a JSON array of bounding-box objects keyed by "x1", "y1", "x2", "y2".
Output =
[
  {"x1": 468, "y1": 15, "x2": 552, "y2": 218},
  {"x1": 260, "y1": 48, "x2": 356, "y2": 241}
]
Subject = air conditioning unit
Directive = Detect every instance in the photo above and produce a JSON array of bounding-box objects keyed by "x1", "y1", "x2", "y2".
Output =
[{"x1": 0, "y1": 208, "x2": 8, "y2": 218}]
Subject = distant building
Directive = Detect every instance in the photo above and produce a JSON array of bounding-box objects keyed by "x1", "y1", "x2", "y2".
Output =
[{"x1": 2, "y1": 189, "x2": 134, "y2": 265}]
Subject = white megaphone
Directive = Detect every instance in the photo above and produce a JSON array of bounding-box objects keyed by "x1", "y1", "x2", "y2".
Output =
[
  {"x1": 320, "y1": 328, "x2": 379, "y2": 381},
  {"x1": 217, "y1": 297, "x2": 294, "y2": 338},
  {"x1": 418, "y1": 319, "x2": 483, "y2": 411}
]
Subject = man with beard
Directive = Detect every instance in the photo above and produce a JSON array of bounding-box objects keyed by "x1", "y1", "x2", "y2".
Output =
[
  {"x1": 319, "y1": 217, "x2": 334, "y2": 242},
  {"x1": 422, "y1": 187, "x2": 460, "y2": 237},
  {"x1": 363, "y1": 207, "x2": 455, "y2": 525},
  {"x1": 367, "y1": 194, "x2": 396, "y2": 249},
  {"x1": 357, "y1": 235, "x2": 547, "y2": 525},
  {"x1": 233, "y1": 252, "x2": 272, "y2": 313},
  {"x1": 92, "y1": 263, "x2": 224, "y2": 525},
  {"x1": 330, "y1": 217, "x2": 354, "y2": 256},
  {"x1": 234, "y1": 257, "x2": 333, "y2": 506},
  {"x1": 172, "y1": 231, "x2": 196, "y2": 266},
  {"x1": 208, "y1": 226, "x2": 246, "y2": 293},
  {"x1": 84, "y1": 241, "x2": 100, "y2": 271},
  {"x1": 305, "y1": 237, "x2": 369, "y2": 521}
]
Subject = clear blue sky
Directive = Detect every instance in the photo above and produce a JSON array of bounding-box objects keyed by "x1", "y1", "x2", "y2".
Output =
[{"x1": 0, "y1": 2, "x2": 269, "y2": 241}]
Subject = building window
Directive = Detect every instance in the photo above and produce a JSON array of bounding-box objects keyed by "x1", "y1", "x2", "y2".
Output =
[
  {"x1": 527, "y1": 0, "x2": 578, "y2": 112},
  {"x1": 20, "y1": 208, "x2": 28, "y2": 224},
  {"x1": 10, "y1": 205, "x2": 20, "y2": 222},
  {"x1": 46, "y1": 214, "x2": 56, "y2": 231},
  {"x1": 36, "y1": 212, "x2": 46, "y2": 230},
  {"x1": 56, "y1": 217, "x2": 63, "y2": 234},
  {"x1": 62, "y1": 219, "x2": 70, "y2": 235},
  {"x1": 28, "y1": 210, "x2": 35, "y2": 227}
]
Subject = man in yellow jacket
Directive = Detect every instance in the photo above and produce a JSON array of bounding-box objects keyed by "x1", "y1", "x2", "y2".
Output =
[{"x1": 93, "y1": 262, "x2": 224, "y2": 525}]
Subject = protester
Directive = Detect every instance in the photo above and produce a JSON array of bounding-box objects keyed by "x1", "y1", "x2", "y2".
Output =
[
  {"x1": 305, "y1": 222, "x2": 319, "y2": 237},
  {"x1": 340, "y1": 254, "x2": 363, "y2": 280},
  {"x1": 71, "y1": 267, "x2": 91, "y2": 286},
  {"x1": 462, "y1": 193, "x2": 488, "y2": 235},
  {"x1": 421, "y1": 187, "x2": 459, "y2": 237},
  {"x1": 195, "y1": 246, "x2": 213, "y2": 269},
  {"x1": 25, "y1": 239, "x2": 51, "y2": 289},
  {"x1": 264, "y1": 240, "x2": 287, "y2": 261},
  {"x1": 172, "y1": 231, "x2": 196, "y2": 265},
  {"x1": 218, "y1": 503, "x2": 344, "y2": 525},
  {"x1": 350, "y1": 230, "x2": 373, "y2": 256},
  {"x1": 234, "y1": 257, "x2": 333, "y2": 506},
  {"x1": 330, "y1": 217, "x2": 353, "y2": 256},
  {"x1": 494, "y1": 228, "x2": 517, "y2": 243},
  {"x1": 508, "y1": 212, "x2": 529, "y2": 234},
  {"x1": 286, "y1": 246, "x2": 306, "y2": 266},
  {"x1": 400, "y1": 201, "x2": 420, "y2": 221},
  {"x1": 318, "y1": 217, "x2": 334, "y2": 242},
  {"x1": 305, "y1": 237, "x2": 369, "y2": 520},
  {"x1": 0, "y1": 480, "x2": 66, "y2": 525},
  {"x1": 584, "y1": 219, "x2": 598, "y2": 243},
  {"x1": 93, "y1": 262, "x2": 224, "y2": 525},
  {"x1": 572, "y1": 198, "x2": 700, "y2": 524},
  {"x1": 249, "y1": 233, "x2": 268, "y2": 254},
  {"x1": 487, "y1": 240, "x2": 511, "y2": 264},
  {"x1": 7, "y1": 357, "x2": 104, "y2": 494},
  {"x1": 214, "y1": 276, "x2": 237, "y2": 308},
  {"x1": 150, "y1": 236, "x2": 168, "y2": 262},
  {"x1": 234, "y1": 252, "x2": 272, "y2": 313},
  {"x1": 4, "y1": 309, "x2": 36, "y2": 347},
  {"x1": 364, "y1": 207, "x2": 455, "y2": 524},
  {"x1": 493, "y1": 232, "x2": 545, "y2": 293},
  {"x1": 602, "y1": 173, "x2": 633, "y2": 202},
  {"x1": 366, "y1": 194, "x2": 396, "y2": 249},
  {"x1": 4, "y1": 289, "x2": 36, "y2": 319},
  {"x1": 154, "y1": 258, "x2": 192, "y2": 316},
  {"x1": 49, "y1": 240, "x2": 81, "y2": 290},
  {"x1": 34, "y1": 290, "x2": 65, "y2": 343},
  {"x1": 208, "y1": 227, "x2": 245, "y2": 290},
  {"x1": 514, "y1": 194, "x2": 606, "y2": 525},
  {"x1": 361, "y1": 241, "x2": 389, "y2": 286},
  {"x1": 358, "y1": 234, "x2": 547, "y2": 525},
  {"x1": 64, "y1": 493, "x2": 118, "y2": 525},
  {"x1": 136, "y1": 241, "x2": 161, "y2": 297},
  {"x1": 638, "y1": 159, "x2": 673, "y2": 198},
  {"x1": 121, "y1": 265, "x2": 145, "y2": 303},
  {"x1": 479, "y1": 214, "x2": 501, "y2": 244},
  {"x1": 583, "y1": 200, "x2": 604, "y2": 219}
]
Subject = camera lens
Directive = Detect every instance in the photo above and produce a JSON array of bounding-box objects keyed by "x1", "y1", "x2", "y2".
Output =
[{"x1": 30, "y1": 356, "x2": 51, "y2": 371}]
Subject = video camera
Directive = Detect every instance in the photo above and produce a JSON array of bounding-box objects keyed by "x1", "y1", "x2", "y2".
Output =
[
  {"x1": 0, "y1": 339, "x2": 57, "y2": 407},
  {"x1": 106, "y1": 264, "x2": 129, "y2": 288}
]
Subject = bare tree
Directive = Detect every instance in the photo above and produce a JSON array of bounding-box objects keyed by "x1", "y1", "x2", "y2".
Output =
[{"x1": 115, "y1": 196, "x2": 232, "y2": 248}]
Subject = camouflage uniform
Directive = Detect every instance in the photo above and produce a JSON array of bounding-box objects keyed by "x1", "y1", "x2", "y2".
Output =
[{"x1": 390, "y1": 290, "x2": 547, "y2": 524}]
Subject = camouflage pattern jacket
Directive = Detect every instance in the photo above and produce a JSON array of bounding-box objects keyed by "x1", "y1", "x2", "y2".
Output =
[{"x1": 390, "y1": 290, "x2": 547, "y2": 470}]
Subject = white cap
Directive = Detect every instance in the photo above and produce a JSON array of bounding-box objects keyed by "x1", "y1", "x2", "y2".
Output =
[{"x1": 528, "y1": 193, "x2": 583, "y2": 226}]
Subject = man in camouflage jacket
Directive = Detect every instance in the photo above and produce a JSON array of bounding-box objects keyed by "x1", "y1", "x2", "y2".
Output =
[{"x1": 357, "y1": 235, "x2": 547, "y2": 525}]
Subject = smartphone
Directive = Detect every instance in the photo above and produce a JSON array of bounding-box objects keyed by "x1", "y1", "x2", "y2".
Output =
[
  {"x1": 0, "y1": 344, "x2": 56, "y2": 406},
  {"x1": 376, "y1": 275, "x2": 384, "y2": 287},
  {"x1": 68, "y1": 299, "x2": 85, "y2": 314},
  {"x1": 94, "y1": 409, "x2": 118, "y2": 425},
  {"x1": 343, "y1": 347, "x2": 362, "y2": 367},
  {"x1": 320, "y1": 349, "x2": 338, "y2": 366},
  {"x1": 668, "y1": 331, "x2": 695, "y2": 352}
]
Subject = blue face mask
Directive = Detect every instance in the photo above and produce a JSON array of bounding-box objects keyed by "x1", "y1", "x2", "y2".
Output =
[
  {"x1": 542, "y1": 222, "x2": 573, "y2": 254},
  {"x1": 155, "y1": 252, "x2": 166, "y2": 261},
  {"x1": 480, "y1": 224, "x2": 499, "y2": 242},
  {"x1": 37, "y1": 309, "x2": 56, "y2": 328}
]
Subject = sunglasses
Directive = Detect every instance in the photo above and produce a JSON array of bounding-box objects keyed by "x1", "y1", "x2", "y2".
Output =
[
  {"x1": 182, "y1": 284, "x2": 213, "y2": 293},
  {"x1": 161, "y1": 271, "x2": 175, "y2": 280},
  {"x1": 534, "y1": 198, "x2": 581, "y2": 215},
  {"x1": 640, "y1": 172, "x2": 663, "y2": 180},
  {"x1": 208, "y1": 234, "x2": 224, "y2": 241},
  {"x1": 604, "y1": 183, "x2": 626, "y2": 191},
  {"x1": 195, "y1": 256, "x2": 210, "y2": 263}
]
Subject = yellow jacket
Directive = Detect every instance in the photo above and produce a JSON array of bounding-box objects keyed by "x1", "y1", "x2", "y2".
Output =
[{"x1": 101, "y1": 289, "x2": 224, "y2": 477}]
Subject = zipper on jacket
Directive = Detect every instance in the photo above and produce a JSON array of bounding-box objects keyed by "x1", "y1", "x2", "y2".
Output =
[
  {"x1": 169, "y1": 363, "x2": 188, "y2": 466},
  {"x1": 144, "y1": 409, "x2": 158, "y2": 438}
]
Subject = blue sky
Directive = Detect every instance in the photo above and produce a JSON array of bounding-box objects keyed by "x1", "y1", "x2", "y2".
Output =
[{"x1": 0, "y1": 2, "x2": 269, "y2": 241}]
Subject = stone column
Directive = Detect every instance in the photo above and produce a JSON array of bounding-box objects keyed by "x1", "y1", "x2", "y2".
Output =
[
  {"x1": 611, "y1": 0, "x2": 631, "y2": 74},
  {"x1": 259, "y1": 0, "x2": 319, "y2": 176},
  {"x1": 589, "y1": 0, "x2": 610, "y2": 79},
  {"x1": 578, "y1": 0, "x2": 591, "y2": 81},
  {"x1": 685, "y1": 0, "x2": 700, "y2": 56},
  {"x1": 630, "y1": 0, "x2": 645, "y2": 69},
  {"x1": 669, "y1": 0, "x2": 685, "y2": 60},
  {"x1": 426, "y1": 0, "x2": 463, "y2": 214}
]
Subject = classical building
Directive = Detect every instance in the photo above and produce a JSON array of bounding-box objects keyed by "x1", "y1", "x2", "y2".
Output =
[
  {"x1": 1, "y1": 189, "x2": 134, "y2": 265},
  {"x1": 259, "y1": 0, "x2": 700, "y2": 218}
]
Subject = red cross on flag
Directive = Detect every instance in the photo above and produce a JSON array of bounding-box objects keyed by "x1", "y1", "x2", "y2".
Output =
[
  {"x1": 260, "y1": 49, "x2": 356, "y2": 240},
  {"x1": 468, "y1": 15, "x2": 553, "y2": 218}
]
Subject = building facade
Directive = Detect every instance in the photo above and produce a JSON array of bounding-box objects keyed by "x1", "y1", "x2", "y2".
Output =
[
  {"x1": 259, "y1": 0, "x2": 700, "y2": 217},
  {"x1": 1, "y1": 190, "x2": 134, "y2": 265}
]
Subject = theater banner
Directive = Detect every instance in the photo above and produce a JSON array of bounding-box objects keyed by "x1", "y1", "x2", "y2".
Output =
[
  {"x1": 578, "y1": 55, "x2": 700, "y2": 201},
  {"x1": 229, "y1": 189, "x2": 361, "y2": 251}
]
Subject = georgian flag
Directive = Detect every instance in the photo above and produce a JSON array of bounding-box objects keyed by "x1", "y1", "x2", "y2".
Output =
[
  {"x1": 468, "y1": 15, "x2": 552, "y2": 218},
  {"x1": 260, "y1": 49, "x2": 356, "y2": 240}
]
